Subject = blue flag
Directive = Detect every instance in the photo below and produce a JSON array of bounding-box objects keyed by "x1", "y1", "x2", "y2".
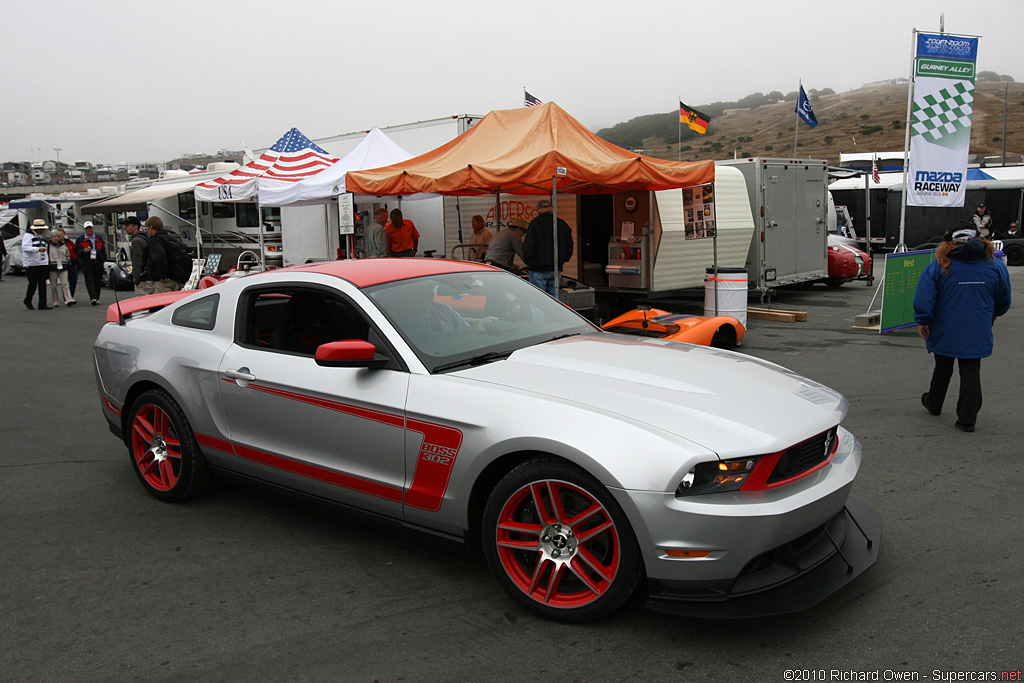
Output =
[{"x1": 796, "y1": 85, "x2": 819, "y2": 128}]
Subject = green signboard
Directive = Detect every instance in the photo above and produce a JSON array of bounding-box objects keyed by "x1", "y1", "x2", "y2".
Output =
[
  {"x1": 915, "y1": 57, "x2": 976, "y2": 80},
  {"x1": 880, "y1": 250, "x2": 937, "y2": 333}
]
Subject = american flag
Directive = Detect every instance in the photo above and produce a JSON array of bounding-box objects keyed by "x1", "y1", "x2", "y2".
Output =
[
  {"x1": 871, "y1": 155, "x2": 880, "y2": 184},
  {"x1": 524, "y1": 90, "x2": 542, "y2": 107},
  {"x1": 196, "y1": 128, "x2": 338, "y2": 197}
]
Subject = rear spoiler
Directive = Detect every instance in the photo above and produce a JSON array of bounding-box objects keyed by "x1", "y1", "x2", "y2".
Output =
[{"x1": 105, "y1": 290, "x2": 197, "y2": 323}]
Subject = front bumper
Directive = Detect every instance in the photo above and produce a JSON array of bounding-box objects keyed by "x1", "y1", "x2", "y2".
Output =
[{"x1": 645, "y1": 498, "x2": 881, "y2": 618}]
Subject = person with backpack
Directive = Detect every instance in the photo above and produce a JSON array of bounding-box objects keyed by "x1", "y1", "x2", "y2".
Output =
[
  {"x1": 123, "y1": 217, "x2": 155, "y2": 295},
  {"x1": 144, "y1": 216, "x2": 191, "y2": 292}
]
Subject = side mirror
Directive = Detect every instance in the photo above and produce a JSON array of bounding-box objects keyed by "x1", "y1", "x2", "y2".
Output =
[{"x1": 315, "y1": 340, "x2": 388, "y2": 368}]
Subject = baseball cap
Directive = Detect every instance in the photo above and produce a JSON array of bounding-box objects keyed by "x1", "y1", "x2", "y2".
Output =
[
  {"x1": 536, "y1": 200, "x2": 552, "y2": 212},
  {"x1": 83, "y1": 221, "x2": 94, "y2": 228},
  {"x1": 122, "y1": 216, "x2": 141, "y2": 227},
  {"x1": 951, "y1": 227, "x2": 978, "y2": 243}
]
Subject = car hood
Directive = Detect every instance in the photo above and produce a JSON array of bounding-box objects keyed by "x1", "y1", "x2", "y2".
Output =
[{"x1": 458, "y1": 334, "x2": 847, "y2": 457}]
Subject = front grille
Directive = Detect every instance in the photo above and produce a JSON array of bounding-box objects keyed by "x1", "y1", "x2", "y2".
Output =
[{"x1": 766, "y1": 427, "x2": 836, "y2": 484}]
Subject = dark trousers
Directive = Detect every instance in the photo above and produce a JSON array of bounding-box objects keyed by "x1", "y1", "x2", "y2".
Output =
[
  {"x1": 24, "y1": 265, "x2": 49, "y2": 307},
  {"x1": 67, "y1": 262, "x2": 79, "y2": 297},
  {"x1": 81, "y1": 260, "x2": 104, "y2": 302},
  {"x1": 925, "y1": 354, "x2": 982, "y2": 425}
]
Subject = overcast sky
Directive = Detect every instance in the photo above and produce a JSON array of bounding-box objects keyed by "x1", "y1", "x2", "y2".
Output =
[{"x1": 4, "y1": 0, "x2": 1021, "y2": 165}]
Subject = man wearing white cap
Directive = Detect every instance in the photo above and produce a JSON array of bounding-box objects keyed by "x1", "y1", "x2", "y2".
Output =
[
  {"x1": 74, "y1": 221, "x2": 108, "y2": 305},
  {"x1": 22, "y1": 219, "x2": 51, "y2": 310}
]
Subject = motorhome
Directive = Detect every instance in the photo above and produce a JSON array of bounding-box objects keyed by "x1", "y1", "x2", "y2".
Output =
[{"x1": 81, "y1": 165, "x2": 283, "y2": 269}]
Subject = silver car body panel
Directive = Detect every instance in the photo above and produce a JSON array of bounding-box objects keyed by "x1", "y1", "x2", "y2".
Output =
[{"x1": 94, "y1": 263, "x2": 869, "y2": 593}]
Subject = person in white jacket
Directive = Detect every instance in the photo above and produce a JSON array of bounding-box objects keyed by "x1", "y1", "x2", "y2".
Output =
[{"x1": 22, "y1": 219, "x2": 51, "y2": 310}]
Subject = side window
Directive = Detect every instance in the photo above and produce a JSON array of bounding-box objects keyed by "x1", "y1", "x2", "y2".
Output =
[
  {"x1": 171, "y1": 294, "x2": 219, "y2": 330},
  {"x1": 212, "y1": 202, "x2": 235, "y2": 219},
  {"x1": 236, "y1": 203, "x2": 259, "y2": 228},
  {"x1": 239, "y1": 288, "x2": 371, "y2": 357}
]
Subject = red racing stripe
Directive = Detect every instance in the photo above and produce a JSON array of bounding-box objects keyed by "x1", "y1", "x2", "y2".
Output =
[{"x1": 216, "y1": 381, "x2": 463, "y2": 510}]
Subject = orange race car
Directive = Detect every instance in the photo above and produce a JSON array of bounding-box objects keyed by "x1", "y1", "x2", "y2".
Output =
[{"x1": 602, "y1": 306, "x2": 746, "y2": 348}]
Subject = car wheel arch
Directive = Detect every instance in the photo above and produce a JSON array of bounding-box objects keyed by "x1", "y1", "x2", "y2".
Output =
[
  {"x1": 120, "y1": 379, "x2": 190, "y2": 445},
  {"x1": 465, "y1": 450, "x2": 623, "y2": 549}
]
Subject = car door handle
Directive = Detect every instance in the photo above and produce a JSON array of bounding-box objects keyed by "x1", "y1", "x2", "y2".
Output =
[{"x1": 225, "y1": 368, "x2": 256, "y2": 382}]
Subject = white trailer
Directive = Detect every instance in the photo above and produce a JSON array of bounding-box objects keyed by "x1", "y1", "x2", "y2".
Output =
[{"x1": 716, "y1": 158, "x2": 829, "y2": 292}]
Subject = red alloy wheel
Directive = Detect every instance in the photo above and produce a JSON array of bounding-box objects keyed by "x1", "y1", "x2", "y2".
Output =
[
  {"x1": 131, "y1": 404, "x2": 182, "y2": 492},
  {"x1": 494, "y1": 479, "x2": 621, "y2": 609}
]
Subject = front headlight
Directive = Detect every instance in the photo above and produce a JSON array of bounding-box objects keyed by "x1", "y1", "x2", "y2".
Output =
[{"x1": 676, "y1": 457, "x2": 760, "y2": 496}]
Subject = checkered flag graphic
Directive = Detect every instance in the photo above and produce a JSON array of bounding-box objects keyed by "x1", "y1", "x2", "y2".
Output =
[{"x1": 911, "y1": 81, "x2": 974, "y2": 144}]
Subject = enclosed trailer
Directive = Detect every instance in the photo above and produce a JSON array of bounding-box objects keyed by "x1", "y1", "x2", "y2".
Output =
[{"x1": 717, "y1": 158, "x2": 829, "y2": 292}]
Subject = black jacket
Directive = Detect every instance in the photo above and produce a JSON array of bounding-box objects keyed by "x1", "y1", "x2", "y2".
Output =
[
  {"x1": 522, "y1": 213, "x2": 573, "y2": 272},
  {"x1": 145, "y1": 231, "x2": 180, "y2": 280}
]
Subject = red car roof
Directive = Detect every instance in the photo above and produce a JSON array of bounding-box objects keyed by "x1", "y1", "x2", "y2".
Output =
[{"x1": 286, "y1": 258, "x2": 497, "y2": 288}]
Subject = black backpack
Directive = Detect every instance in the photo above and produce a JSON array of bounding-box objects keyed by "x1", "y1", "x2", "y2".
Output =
[{"x1": 157, "y1": 232, "x2": 194, "y2": 283}]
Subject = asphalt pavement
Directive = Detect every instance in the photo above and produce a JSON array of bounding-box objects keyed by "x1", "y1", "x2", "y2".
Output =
[{"x1": 1, "y1": 264, "x2": 1021, "y2": 683}]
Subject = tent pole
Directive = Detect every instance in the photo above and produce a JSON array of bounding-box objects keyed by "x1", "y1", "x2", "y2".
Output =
[
  {"x1": 647, "y1": 190, "x2": 654, "y2": 290},
  {"x1": 551, "y1": 176, "x2": 559, "y2": 301},
  {"x1": 494, "y1": 192, "x2": 501, "y2": 232},
  {"x1": 864, "y1": 172, "x2": 873, "y2": 285},
  {"x1": 257, "y1": 201, "x2": 265, "y2": 266}
]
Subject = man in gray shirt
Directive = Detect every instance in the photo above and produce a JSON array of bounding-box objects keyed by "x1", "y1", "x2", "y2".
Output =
[
  {"x1": 123, "y1": 216, "x2": 154, "y2": 295},
  {"x1": 364, "y1": 208, "x2": 389, "y2": 258},
  {"x1": 485, "y1": 219, "x2": 527, "y2": 273}
]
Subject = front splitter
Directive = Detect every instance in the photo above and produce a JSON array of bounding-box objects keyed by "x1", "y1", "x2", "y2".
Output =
[{"x1": 646, "y1": 497, "x2": 881, "y2": 619}]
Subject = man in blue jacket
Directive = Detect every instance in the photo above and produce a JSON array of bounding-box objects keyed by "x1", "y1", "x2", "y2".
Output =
[{"x1": 914, "y1": 225, "x2": 1012, "y2": 432}]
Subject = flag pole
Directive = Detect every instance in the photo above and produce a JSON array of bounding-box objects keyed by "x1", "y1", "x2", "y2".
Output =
[
  {"x1": 896, "y1": 30, "x2": 917, "y2": 253},
  {"x1": 678, "y1": 96, "x2": 682, "y2": 162},
  {"x1": 794, "y1": 80, "x2": 800, "y2": 156}
]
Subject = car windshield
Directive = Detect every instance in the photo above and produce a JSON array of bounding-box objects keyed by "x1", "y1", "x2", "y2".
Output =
[{"x1": 365, "y1": 271, "x2": 598, "y2": 373}]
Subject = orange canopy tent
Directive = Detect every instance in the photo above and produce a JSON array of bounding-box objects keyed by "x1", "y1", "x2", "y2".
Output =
[{"x1": 344, "y1": 102, "x2": 715, "y2": 197}]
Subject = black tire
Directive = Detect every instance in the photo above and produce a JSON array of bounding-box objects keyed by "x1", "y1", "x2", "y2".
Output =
[
  {"x1": 824, "y1": 278, "x2": 845, "y2": 288},
  {"x1": 711, "y1": 324, "x2": 738, "y2": 349},
  {"x1": 481, "y1": 458, "x2": 643, "y2": 622},
  {"x1": 1004, "y1": 244, "x2": 1024, "y2": 267},
  {"x1": 126, "y1": 389, "x2": 214, "y2": 502}
]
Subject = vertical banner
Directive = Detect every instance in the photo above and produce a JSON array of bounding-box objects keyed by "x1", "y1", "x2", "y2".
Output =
[
  {"x1": 338, "y1": 193, "x2": 355, "y2": 235},
  {"x1": 907, "y1": 33, "x2": 979, "y2": 207}
]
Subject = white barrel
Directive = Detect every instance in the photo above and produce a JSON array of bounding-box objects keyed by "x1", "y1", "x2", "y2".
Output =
[{"x1": 704, "y1": 267, "x2": 748, "y2": 327}]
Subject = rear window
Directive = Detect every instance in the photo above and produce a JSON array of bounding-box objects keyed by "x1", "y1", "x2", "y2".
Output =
[{"x1": 171, "y1": 294, "x2": 219, "y2": 330}]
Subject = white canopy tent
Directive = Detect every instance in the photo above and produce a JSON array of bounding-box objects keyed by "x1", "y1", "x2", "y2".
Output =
[
  {"x1": 258, "y1": 127, "x2": 414, "y2": 207},
  {"x1": 194, "y1": 127, "x2": 337, "y2": 203}
]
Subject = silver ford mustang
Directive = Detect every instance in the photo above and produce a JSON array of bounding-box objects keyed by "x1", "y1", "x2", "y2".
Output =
[{"x1": 94, "y1": 259, "x2": 880, "y2": 622}]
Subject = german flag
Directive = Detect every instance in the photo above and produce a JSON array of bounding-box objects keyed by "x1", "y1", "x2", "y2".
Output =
[{"x1": 680, "y1": 101, "x2": 710, "y2": 134}]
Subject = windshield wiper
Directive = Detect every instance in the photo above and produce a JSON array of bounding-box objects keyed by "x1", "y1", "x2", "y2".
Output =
[
  {"x1": 433, "y1": 351, "x2": 513, "y2": 374},
  {"x1": 544, "y1": 332, "x2": 582, "y2": 343}
]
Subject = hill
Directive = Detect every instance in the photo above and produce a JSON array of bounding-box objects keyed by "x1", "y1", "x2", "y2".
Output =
[{"x1": 596, "y1": 79, "x2": 1024, "y2": 165}]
